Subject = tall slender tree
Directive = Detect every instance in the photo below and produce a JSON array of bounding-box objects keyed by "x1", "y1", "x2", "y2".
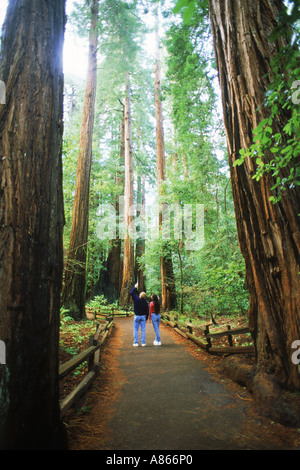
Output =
[
  {"x1": 62, "y1": 0, "x2": 99, "y2": 319},
  {"x1": 0, "y1": 0, "x2": 66, "y2": 449},
  {"x1": 210, "y1": 0, "x2": 300, "y2": 423},
  {"x1": 135, "y1": 173, "x2": 146, "y2": 293},
  {"x1": 97, "y1": 108, "x2": 125, "y2": 302},
  {"x1": 119, "y1": 72, "x2": 135, "y2": 305},
  {"x1": 154, "y1": 8, "x2": 177, "y2": 311}
]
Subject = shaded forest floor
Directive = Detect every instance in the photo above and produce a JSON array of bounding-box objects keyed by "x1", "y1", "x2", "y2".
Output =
[{"x1": 59, "y1": 315, "x2": 300, "y2": 450}]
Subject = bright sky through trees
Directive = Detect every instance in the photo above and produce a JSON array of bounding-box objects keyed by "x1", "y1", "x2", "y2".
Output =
[
  {"x1": 1, "y1": 1, "x2": 87, "y2": 78},
  {"x1": 0, "y1": 2, "x2": 7, "y2": 27},
  {"x1": 0, "y1": 2, "x2": 86, "y2": 78},
  {"x1": 0, "y1": 1, "x2": 158, "y2": 79}
]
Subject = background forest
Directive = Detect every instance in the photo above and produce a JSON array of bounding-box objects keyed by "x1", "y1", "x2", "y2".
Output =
[{"x1": 62, "y1": 0, "x2": 249, "y2": 320}]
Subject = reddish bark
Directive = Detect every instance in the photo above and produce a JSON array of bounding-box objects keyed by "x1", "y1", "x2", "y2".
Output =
[{"x1": 210, "y1": 0, "x2": 300, "y2": 423}]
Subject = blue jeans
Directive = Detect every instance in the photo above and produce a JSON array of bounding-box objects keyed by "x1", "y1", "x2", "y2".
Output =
[
  {"x1": 151, "y1": 313, "x2": 161, "y2": 342},
  {"x1": 133, "y1": 315, "x2": 146, "y2": 344}
]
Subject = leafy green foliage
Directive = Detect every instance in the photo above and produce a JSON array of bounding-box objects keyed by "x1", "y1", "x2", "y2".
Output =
[
  {"x1": 60, "y1": 307, "x2": 94, "y2": 354},
  {"x1": 173, "y1": 0, "x2": 195, "y2": 23},
  {"x1": 86, "y1": 295, "x2": 109, "y2": 309}
]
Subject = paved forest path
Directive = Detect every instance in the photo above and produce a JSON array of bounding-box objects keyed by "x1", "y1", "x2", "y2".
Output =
[{"x1": 66, "y1": 316, "x2": 300, "y2": 451}]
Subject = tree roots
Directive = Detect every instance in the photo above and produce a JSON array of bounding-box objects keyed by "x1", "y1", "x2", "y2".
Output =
[{"x1": 221, "y1": 355, "x2": 300, "y2": 428}]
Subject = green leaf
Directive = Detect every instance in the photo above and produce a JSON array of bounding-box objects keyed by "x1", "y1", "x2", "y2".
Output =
[
  {"x1": 173, "y1": 0, "x2": 189, "y2": 14},
  {"x1": 283, "y1": 121, "x2": 292, "y2": 136},
  {"x1": 254, "y1": 118, "x2": 270, "y2": 133},
  {"x1": 182, "y1": 2, "x2": 195, "y2": 23}
]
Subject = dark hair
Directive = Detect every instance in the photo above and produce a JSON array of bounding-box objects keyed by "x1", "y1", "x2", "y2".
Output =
[{"x1": 152, "y1": 293, "x2": 160, "y2": 314}]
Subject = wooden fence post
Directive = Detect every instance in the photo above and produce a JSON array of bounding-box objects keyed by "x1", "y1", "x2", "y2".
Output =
[
  {"x1": 205, "y1": 325, "x2": 212, "y2": 348},
  {"x1": 88, "y1": 335, "x2": 97, "y2": 371},
  {"x1": 227, "y1": 325, "x2": 233, "y2": 347}
]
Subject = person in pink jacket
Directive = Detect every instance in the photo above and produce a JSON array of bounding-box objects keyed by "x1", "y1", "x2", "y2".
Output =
[{"x1": 149, "y1": 293, "x2": 161, "y2": 346}]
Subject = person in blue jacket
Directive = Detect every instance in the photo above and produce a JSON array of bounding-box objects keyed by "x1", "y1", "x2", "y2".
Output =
[{"x1": 130, "y1": 283, "x2": 149, "y2": 347}]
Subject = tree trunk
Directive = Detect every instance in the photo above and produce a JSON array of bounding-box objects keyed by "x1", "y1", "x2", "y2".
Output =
[
  {"x1": 119, "y1": 73, "x2": 135, "y2": 306},
  {"x1": 154, "y1": 10, "x2": 177, "y2": 311},
  {"x1": 135, "y1": 174, "x2": 146, "y2": 293},
  {"x1": 210, "y1": 0, "x2": 300, "y2": 423},
  {"x1": 96, "y1": 111, "x2": 125, "y2": 302},
  {"x1": 106, "y1": 110, "x2": 125, "y2": 300},
  {"x1": 62, "y1": 0, "x2": 99, "y2": 319},
  {"x1": 0, "y1": 0, "x2": 66, "y2": 449}
]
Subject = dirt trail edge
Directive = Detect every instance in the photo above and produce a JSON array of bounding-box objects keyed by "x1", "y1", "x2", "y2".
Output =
[{"x1": 65, "y1": 317, "x2": 300, "y2": 451}]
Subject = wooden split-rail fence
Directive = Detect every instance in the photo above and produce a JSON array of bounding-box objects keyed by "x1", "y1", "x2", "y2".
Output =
[
  {"x1": 161, "y1": 313, "x2": 254, "y2": 356},
  {"x1": 86, "y1": 305, "x2": 134, "y2": 321},
  {"x1": 59, "y1": 315, "x2": 114, "y2": 418}
]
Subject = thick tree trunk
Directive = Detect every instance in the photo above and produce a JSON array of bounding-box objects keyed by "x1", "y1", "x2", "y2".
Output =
[
  {"x1": 0, "y1": 0, "x2": 66, "y2": 449},
  {"x1": 103, "y1": 239, "x2": 123, "y2": 302},
  {"x1": 210, "y1": 0, "x2": 300, "y2": 423},
  {"x1": 155, "y1": 12, "x2": 177, "y2": 311},
  {"x1": 62, "y1": 0, "x2": 99, "y2": 319},
  {"x1": 119, "y1": 73, "x2": 135, "y2": 306}
]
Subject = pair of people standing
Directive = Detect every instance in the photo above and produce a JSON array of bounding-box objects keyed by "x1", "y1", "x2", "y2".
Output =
[{"x1": 130, "y1": 284, "x2": 161, "y2": 347}]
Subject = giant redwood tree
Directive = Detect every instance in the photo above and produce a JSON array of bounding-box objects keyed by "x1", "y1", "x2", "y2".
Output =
[
  {"x1": 62, "y1": 0, "x2": 99, "y2": 319},
  {"x1": 154, "y1": 9, "x2": 177, "y2": 311},
  {"x1": 0, "y1": 0, "x2": 66, "y2": 448},
  {"x1": 209, "y1": 0, "x2": 300, "y2": 424},
  {"x1": 119, "y1": 73, "x2": 135, "y2": 306}
]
